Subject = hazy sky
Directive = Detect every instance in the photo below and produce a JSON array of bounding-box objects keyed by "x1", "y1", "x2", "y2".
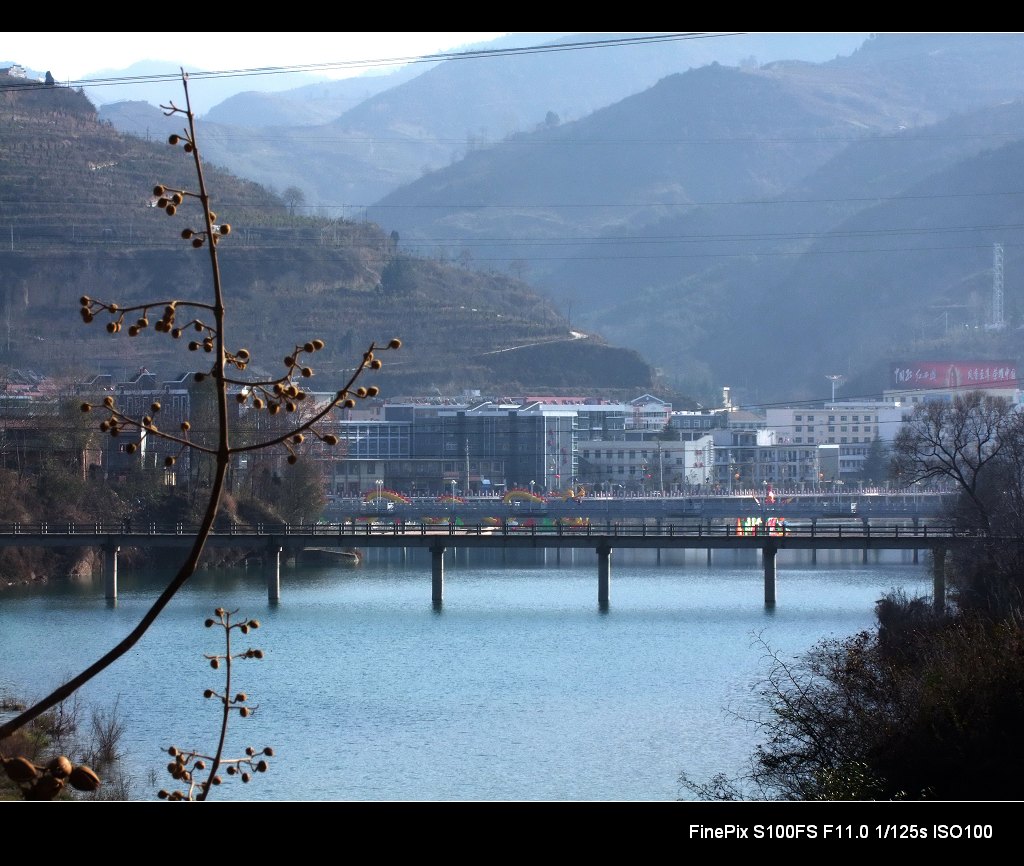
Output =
[{"x1": 3, "y1": 32, "x2": 510, "y2": 83}]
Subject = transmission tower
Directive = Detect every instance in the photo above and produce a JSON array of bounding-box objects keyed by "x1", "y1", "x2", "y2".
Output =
[{"x1": 991, "y1": 242, "x2": 1006, "y2": 330}]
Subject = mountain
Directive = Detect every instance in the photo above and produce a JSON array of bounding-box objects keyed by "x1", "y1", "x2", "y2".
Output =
[
  {"x1": 96, "y1": 33, "x2": 869, "y2": 207},
  {"x1": 79, "y1": 60, "x2": 332, "y2": 116},
  {"x1": 364, "y1": 33, "x2": 1024, "y2": 404},
  {"x1": 0, "y1": 71, "x2": 659, "y2": 399}
]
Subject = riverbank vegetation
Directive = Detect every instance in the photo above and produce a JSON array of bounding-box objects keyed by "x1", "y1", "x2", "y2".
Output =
[{"x1": 681, "y1": 391, "x2": 1024, "y2": 800}]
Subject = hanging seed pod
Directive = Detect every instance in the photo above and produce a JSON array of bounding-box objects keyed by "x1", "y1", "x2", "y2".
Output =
[
  {"x1": 68, "y1": 765, "x2": 101, "y2": 792},
  {"x1": 3, "y1": 756, "x2": 38, "y2": 783}
]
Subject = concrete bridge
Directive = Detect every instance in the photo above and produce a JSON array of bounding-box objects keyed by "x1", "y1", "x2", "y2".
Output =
[{"x1": 0, "y1": 516, "x2": 988, "y2": 611}]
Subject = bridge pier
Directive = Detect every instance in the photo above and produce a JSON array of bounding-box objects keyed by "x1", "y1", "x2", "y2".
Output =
[
  {"x1": 933, "y1": 547, "x2": 946, "y2": 614},
  {"x1": 103, "y1": 543, "x2": 119, "y2": 600},
  {"x1": 266, "y1": 545, "x2": 282, "y2": 602},
  {"x1": 763, "y1": 542, "x2": 777, "y2": 606},
  {"x1": 431, "y1": 543, "x2": 445, "y2": 606},
  {"x1": 597, "y1": 543, "x2": 612, "y2": 610}
]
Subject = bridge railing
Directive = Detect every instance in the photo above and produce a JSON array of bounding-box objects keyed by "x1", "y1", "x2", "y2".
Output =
[{"x1": 0, "y1": 520, "x2": 987, "y2": 540}]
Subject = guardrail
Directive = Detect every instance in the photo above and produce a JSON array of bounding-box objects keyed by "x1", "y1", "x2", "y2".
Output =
[{"x1": 0, "y1": 520, "x2": 983, "y2": 540}]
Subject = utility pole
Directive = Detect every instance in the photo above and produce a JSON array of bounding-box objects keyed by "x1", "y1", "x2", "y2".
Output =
[
  {"x1": 658, "y1": 441, "x2": 664, "y2": 494},
  {"x1": 464, "y1": 438, "x2": 471, "y2": 497}
]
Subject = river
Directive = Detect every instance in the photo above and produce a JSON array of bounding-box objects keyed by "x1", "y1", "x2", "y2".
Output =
[{"x1": 0, "y1": 546, "x2": 933, "y2": 801}]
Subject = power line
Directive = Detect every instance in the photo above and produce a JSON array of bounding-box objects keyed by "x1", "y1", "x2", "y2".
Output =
[{"x1": 0, "y1": 33, "x2": 740, "y2": 94}]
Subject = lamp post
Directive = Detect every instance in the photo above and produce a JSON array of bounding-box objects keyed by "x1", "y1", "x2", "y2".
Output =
[
  {"x1": 529, "y1": 480, "x2": 535, "y2": 497},
  {"x1": 375, "y1": 479, "x2": 383, "y2": 514}
]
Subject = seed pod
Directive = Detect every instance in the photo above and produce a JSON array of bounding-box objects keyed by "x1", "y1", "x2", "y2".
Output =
[
  {"x1": 47, "y1": 755, "x2": 73, "y2": 779},
  {"x1": 68, "y1": 765, "x2": 101, "y2": 792},
  {"x1": 192, "y1": 238, "x2": 203, "y2": 248},
  {"x1": 150, "y1": 402, "x2": 161, "y2": 413},
  {"x1": 164, "y1": 456, "x2": 176, "y2": 467},
  {"x1": 28, "y1": 775, "x2": 64, "y2": 800},
  {"x1": 167, "y1": 135, "x2": 179, "y2": 145},
  {"x1": 263, "y1": 747, "x2": 274, "y2": 756},
  {"x1": 311, "y1": 339, "x2": 325, "y2": 351},
  {"x1": 389, "y1": 338, "x2": 402, "y2": 349},
  {"x1": 287, "y1": 455, "x2": 298, "y2": 465},
  {"x1": 219, "y1": 224, "x2": 231, "y2": 235},
  {"x1": 3, "y1": 756, "x2": 38, "y2": 783},
  {"x1": 80, "y1": 403, "x2": 92, "y2": 413}
]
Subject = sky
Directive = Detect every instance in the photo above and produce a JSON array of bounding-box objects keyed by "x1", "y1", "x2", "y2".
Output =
[{"x1": 3, "y1": 32, "x2": 510, "y2": 83}]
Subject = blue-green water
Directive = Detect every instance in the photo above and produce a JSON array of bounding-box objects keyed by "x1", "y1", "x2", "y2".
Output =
[{"x1": 0, "y1": 547, "x2": 932, "y2": 801}]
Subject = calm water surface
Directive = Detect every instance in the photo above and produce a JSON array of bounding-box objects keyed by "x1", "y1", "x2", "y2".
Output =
[{"x1": 0, "y1": 546, "x2": 933, "y2": 801}]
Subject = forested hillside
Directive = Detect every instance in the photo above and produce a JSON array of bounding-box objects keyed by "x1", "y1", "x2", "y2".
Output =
[{"x1": 0, "y1": 73, "x2": 659, "y2": 399}]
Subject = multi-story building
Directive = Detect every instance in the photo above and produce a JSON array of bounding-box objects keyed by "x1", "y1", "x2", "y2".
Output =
[{"x1": 576, "y1": 436, "x2": 711, "y2": 494}]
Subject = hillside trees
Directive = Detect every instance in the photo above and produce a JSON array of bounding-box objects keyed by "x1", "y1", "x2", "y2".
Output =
[
  {"x1": 892, "y1": 391, "x2": 1024, "y2": 616},
  {"x1": 0, "y1": 72, "x2": 400, "y2": 800},
  {"x1": 682, "y1": 391, "x2": 1024, "y2": 801}
]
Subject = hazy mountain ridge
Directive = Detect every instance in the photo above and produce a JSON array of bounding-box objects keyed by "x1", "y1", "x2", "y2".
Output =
[
  {"x1": 364, "y1": 33, "x2": 1024, "y2": 403},
  {"x1": 94, "y1": 33, "x2": 869, "y2": 207}
]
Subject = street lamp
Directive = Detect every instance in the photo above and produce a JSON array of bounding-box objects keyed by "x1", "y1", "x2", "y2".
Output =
[
  {"x1": 529, "y1": 480, "x2": 535, "y2": 496},
  {"x1": 375, "y1": 479, "x2": 383, "y2": 514}
]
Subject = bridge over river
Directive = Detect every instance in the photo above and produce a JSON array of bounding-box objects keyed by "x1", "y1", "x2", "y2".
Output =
[{"x1": 0, "y1": 512, "x2": 991, "y2": 611}]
